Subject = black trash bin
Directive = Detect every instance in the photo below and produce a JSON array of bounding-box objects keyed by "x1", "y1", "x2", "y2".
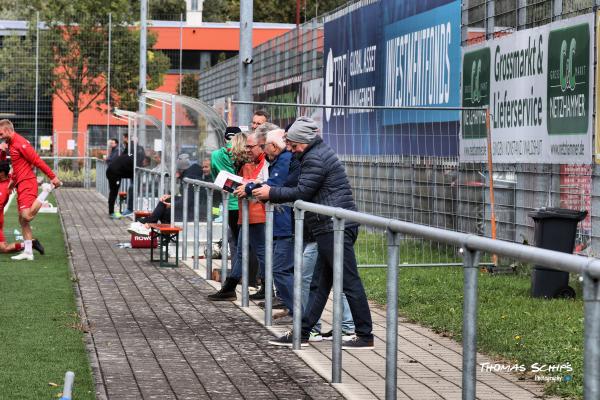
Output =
[{"x1": 528, "y1": 208, "x2": 587, "y2": 299}]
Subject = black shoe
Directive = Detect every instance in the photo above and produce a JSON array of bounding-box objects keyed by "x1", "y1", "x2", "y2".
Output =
[
  {"x1": 321, "y1": 329, "x2": 355, "y2": 341},
  {"x1": 32, "y1": 239, "x2": 45, "y2": 255},
  {"x1": 207, "y1": 277, "x2": 238, "y2": 301},
  {"x1": 341, "y1": 335, "x2": 374, "y2": 350},
  {"x1": 249, "y1": 285, "x2": 265, "y2": 300},
  {"x1": 268, "y1": 330, "x2": 308, "y2": 347},
  {"x1": 258, "y1": 298, "x2": 287, "y2": 309}
]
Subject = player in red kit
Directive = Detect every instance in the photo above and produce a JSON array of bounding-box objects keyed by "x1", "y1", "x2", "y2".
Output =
[
  {"x1": 0, "y1": 119, "x2": 61, "y2": 260},
  {"x1": 0, "y1": 160, "x2": 44, "y2": 254}
]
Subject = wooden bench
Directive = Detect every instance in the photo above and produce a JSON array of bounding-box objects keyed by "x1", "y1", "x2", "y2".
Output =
[
  {"x1": 134, "y1": 210, "x2": 152, "y2": 222},
  {"x1": 118, "y1": 191, "x2": 127, "y2": 213},
  {"x1": 148, "y1": 223, "x2": 183, "y2": 268}
]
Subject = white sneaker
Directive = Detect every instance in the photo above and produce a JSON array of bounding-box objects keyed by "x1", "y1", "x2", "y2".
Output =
[
  {"x1": 41, "y1": 183, "x2": 54, "y2": 193},
  {"x1": 11, "y1": 252, "x2": 34, "y2": 261}
]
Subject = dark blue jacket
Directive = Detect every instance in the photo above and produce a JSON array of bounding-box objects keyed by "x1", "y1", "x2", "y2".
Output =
[
  {"x1": 269, "y1": 137, "x2": 358, "y2": 236},
  {"x1": 267, "y1": 150, "x2": 293, "y2": 237}
]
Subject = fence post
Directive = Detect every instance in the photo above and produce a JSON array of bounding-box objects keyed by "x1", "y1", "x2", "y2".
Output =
[
  {"x1": 583, "y1": 268, "x2": 600, "y2": 399},
  {"x1": 193, "y1": 185, "x2": 200, "y2": 270},
  {"x1": 206, "y1": 188, "x2": 214, "y2": 280},
  {"x1": 462, "y1": 246, "x2": 480, "y2": 400},
  {"x1": 292, "y1": 207, "x2": 305, "y2": 350},
  {"x1": 264, "y1": 203, "x2": 274, "y2": 326},
  {"x1": 150, "y1": 172, "x2": 156, "y2": 209},
  {"x1": 241, "y1": 198, "x2": 249, "y2": 307},
  {"x1": 332, "y1": 217, "x2": 346, "y2": 383},
  {"x1": 182, "y1": 182, "x2": 189, "y2": 260},
  {"x1": 386, "y1": 231, "x2": 401, "y2": 400},
  {"x1": 221, "y1": 193, "x2": 230, "y2": 284}
]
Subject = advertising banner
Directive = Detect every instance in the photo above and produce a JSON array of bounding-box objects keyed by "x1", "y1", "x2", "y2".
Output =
[
  {"x1": 322, "y1": 0, "x2": 461, "y2": 156},
  {"x1": 460, "y1": 13, "x2": 594, "y2": 164}
]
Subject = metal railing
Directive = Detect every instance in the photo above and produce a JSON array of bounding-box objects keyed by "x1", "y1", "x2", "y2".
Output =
[
  {"x1": 182, "y1": 178, "x2": 230, "y2": 283},
  {"x1": 135, "y1": 167, "x2": 168, "y2": 211},
  {"x1": 110, "y1": 174, "x2": 600, "y2": 399}
]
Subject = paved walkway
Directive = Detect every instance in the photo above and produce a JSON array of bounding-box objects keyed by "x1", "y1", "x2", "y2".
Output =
[
  {"x1": 58, "y1": 189, "x2": 342, "y2": 399},
  {"x1": 192, "y1": 265, "x2": 556, "y2": 400}
]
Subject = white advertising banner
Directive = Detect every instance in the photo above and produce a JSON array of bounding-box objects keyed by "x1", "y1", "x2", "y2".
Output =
[{"x1": 460, "y1": 13, "x2": 594, "y2": 164}]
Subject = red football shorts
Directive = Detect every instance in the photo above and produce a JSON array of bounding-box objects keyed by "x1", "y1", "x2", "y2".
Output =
[{"x1": 17, "y1": 178, "x2": 38, "y2": 211}]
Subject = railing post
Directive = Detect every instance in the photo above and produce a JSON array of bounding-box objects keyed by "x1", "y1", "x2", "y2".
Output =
[
  {"x1": 331, "y1": 217, "x2": 345, "y2": 383},
  {"x1": 264, "y1": 202, "x2": 274, "y2": 326},
  {"x1": 182, "y1": 181, "x2": 189, "y2": 260},
  {"x1": 144, "y1": 171, "x2": 150, "y2": 209},
  {"x1": 150, "y1": 172, "x2": 156, "y2": 209},
  {"x1": 241, "y1": 198, "x2": 249, "y2": 307},
  {"x1": 193, "y1": 185, "x2": 200, "y2": 270},
  {"x1": 292, "y1": 206, "x2": 305, "y2": 350},
  {"x1": 221, "y1": 193, "x2": 230, "y2": 284},
  {"x1": 583, "y1": 268, "x2": 600, "y2": 399},
  {"x1": 206, "y1": 188, "x2": 214, "y2": 280},
  {"x1": 386, "y1": 231, "x2": 401, "y2": 400},
  {"x1": 462, "y1": 246, "x2": 480, "y2": 400}
]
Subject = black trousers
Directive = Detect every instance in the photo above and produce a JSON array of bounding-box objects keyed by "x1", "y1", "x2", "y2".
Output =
[
  {"x1": 107, "y1": 176, "x2": 120, "y2": 215},
  {"x1": 301, "y1": 227, "x2": 373, "y2": 338}
]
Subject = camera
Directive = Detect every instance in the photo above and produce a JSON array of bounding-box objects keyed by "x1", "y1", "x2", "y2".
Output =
[{"x1": 245, "y1": 182, "x2": 262, "y2": 196}]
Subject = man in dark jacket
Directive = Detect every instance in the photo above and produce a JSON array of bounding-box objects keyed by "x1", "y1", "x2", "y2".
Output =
[
  {"x1": 106, "y1": 138, "x2": 119, "y2": 165},
  {"x1": 106, "y1": 144, "x2": 148, "y2": 218},
  {"x1": 253, "y1": 116, "x2": 374, "y2": 349}
]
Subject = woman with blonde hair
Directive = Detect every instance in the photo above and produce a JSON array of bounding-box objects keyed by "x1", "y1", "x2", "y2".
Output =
[{"x1": 210, "y1": 128, "x2": 248, "y2": 267}]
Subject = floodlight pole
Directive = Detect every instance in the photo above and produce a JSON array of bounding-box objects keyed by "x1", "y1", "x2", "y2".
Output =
[
  {"x1": 34, "y1": 12, "x2": 39, "y2": 151},
  {"x1": 139, "y1": 0, "x2": 147, "y2": 146},
  {"x1": 238, "y1": 0, "x2": 253, "y2": 127}
]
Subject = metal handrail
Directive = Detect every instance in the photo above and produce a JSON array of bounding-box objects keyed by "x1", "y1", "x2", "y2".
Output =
[
  {"x1": 183, "y1": 178, "x2": 230, "y2": 282},
  {"x1": 131, "y1": 176, "x2": 600, "y2": 400},
  {"x1": 292, "y1": 199, "x2": 600, "y2": 400}
]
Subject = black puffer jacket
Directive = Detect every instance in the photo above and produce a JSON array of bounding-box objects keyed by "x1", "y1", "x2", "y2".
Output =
[{"x1": 269, "y1": 137, "x2": 358, "y2": 236}]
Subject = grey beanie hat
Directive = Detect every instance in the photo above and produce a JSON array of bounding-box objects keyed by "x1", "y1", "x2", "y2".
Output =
[
  {"x1": 286, "y1": 116, "x2": 318, "y2": 144},
  {"x1": 176, "y1": 153, "x2": 192, "y2": 170}
]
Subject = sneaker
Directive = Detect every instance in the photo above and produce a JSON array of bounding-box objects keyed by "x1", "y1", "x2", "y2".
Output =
[
  {"x1": 207, "y1": 278, "x2": 238, "y2": 301},
  {"x1": 11, "y1": 252, "x2": 34, "y2": 261},
  {"x1": 41, "y1": 183, "x2": 54, "y2": 193},
  {"x1": 273, "y1": 314, "x2": 293, "y2": 325},
  {"x1": 322, "y1": 329, "x2": 356, "y2": 341},
  {"x1": 110, "y1": 212, "x2": 122, "y2": 219},
  {"x1": 268, "y1": 330, "x2": 308, "y2": 347},
  {"x1": 249, "y1": 285, "x2": 265, "y2": 300},
  {"x1": 122, "y1": 209, "x2": 133, "y2": 217},
  {"x1": 258, "y1": 299, "x2": 287, "y2": 309},
  {"x1": 309, "y1": 331, "x2": 323, "y2": 342},
  {"x1": 32, "y1": 239, "x2": 45, "y2": 255},
  {"x1": 127, "y1": 222, "x2": 150, "y2": 237},
  {"x1": 341, "y1": 335, "x2": 375, "y2": 350}
]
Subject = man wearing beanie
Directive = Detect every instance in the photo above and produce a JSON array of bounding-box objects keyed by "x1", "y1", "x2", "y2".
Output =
[{"x1": 253, "y1": 116, "x2": 374, "y2": 349}]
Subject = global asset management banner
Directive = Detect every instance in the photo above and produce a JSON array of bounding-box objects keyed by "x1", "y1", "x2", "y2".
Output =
[{"x1": 461, "y1": 13, "x2": 594, "y2": 164}]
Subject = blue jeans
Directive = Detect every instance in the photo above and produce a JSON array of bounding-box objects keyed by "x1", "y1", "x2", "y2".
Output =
[
  {"x1": 230, "y1": 224, "x2": 265, "y2": 281},
  {"x1": 302, "y1": 242, "x2": 355, "y2": 333},
  {"x1": 301, "y1": 227, "x2": 372, "y2": 338},
  {"x1": 271, "y1": 238, "x2": 295, "y2": 314}
]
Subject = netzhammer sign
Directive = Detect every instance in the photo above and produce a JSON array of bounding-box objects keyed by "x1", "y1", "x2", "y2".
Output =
[{"x1": 460, "y1": 13, "x2": 593, "y2": 164}]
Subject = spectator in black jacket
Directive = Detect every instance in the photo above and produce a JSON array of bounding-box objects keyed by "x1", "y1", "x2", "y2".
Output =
[
  {"x1": 106, "y1": 138, "x2": 119, "y2": 165},
  {"x1": 253, "y1": 116, "x2": 374, "y2": 349},
  {"x1": 106, "y1": 144, "x2": 149, "y2": 218}
]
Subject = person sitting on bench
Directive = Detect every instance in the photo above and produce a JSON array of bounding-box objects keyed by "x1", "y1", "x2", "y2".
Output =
[{"x1": 127, "y1": 154, "x2": 202, "y2": 236}]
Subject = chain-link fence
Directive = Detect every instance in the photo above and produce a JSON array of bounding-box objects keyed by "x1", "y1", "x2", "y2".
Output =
[{"x1": 198, "y1": 0, "x2": 598, "y2": 266}]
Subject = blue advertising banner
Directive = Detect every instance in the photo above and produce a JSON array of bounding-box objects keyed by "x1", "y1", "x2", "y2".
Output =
[{"x1": 322, "y1": 0, "x2": 461, "y2": 156}]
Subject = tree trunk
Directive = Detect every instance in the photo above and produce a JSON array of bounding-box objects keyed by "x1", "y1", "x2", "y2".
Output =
[{"x1": 71, "y1": 103, "x2": 80, "y2": 173}]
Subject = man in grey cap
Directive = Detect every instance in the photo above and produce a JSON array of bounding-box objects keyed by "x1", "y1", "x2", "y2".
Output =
[{"x1": 253, "y1": 116, "x2": 374, "y2": 349}]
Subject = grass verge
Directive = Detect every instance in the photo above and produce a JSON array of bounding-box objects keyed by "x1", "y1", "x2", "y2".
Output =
[
  {"x1": 357, "y1": 232, "x2": 582, "y2": 399},
  {"x1": 0, "y1": 193, "x2": 95, "y2": 399}
]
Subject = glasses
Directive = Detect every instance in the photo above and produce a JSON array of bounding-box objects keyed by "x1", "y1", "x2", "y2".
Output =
[{"x1": 245, "y1": 144, "x2": 265, "y2": 150}]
